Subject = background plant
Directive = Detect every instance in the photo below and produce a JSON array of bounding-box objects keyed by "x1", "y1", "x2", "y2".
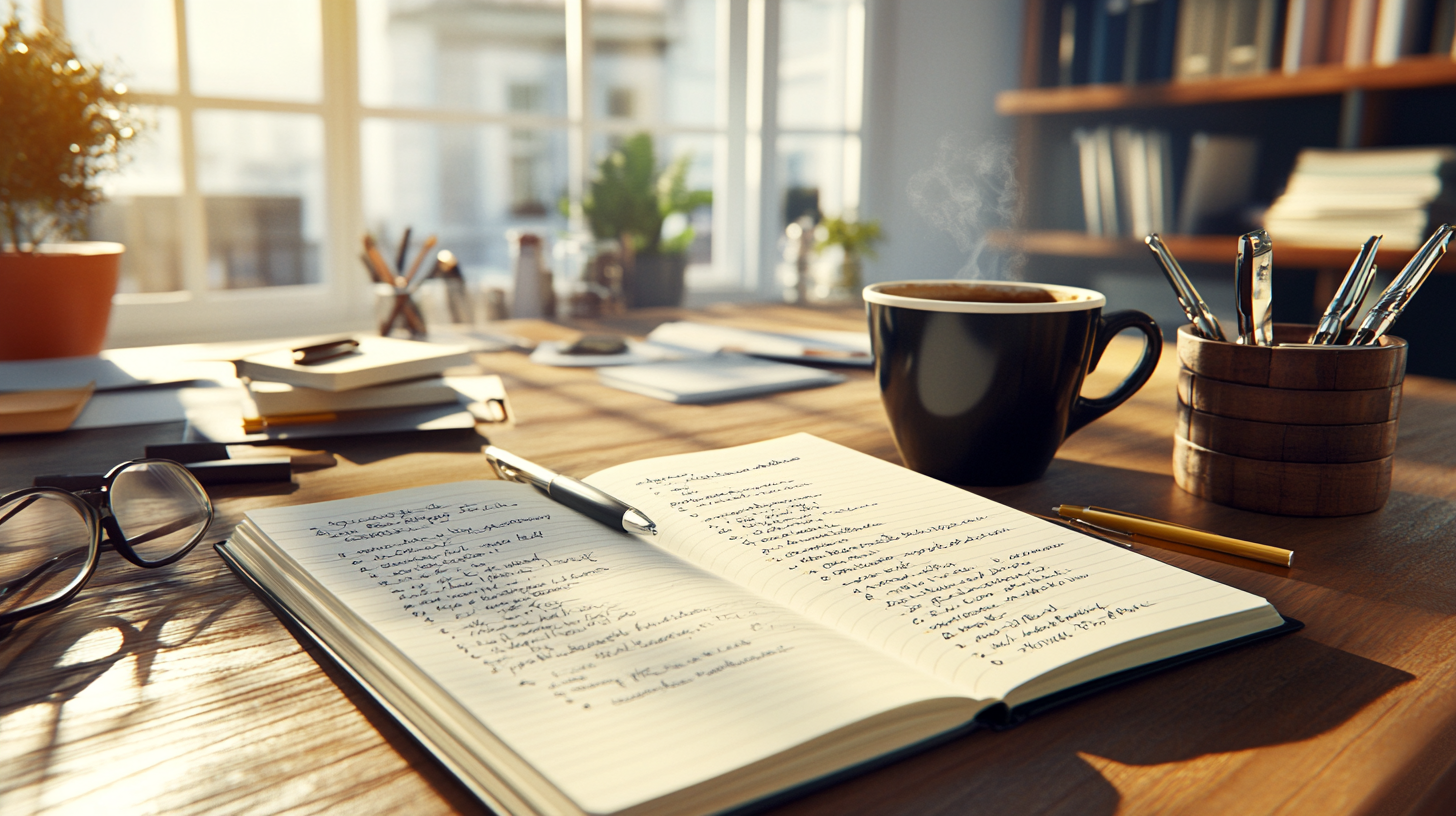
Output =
[
  {"x1": 814, "y1": 215, "x2": 883, "y2": 260},
  {"x1": 582, "y1": 133, "x2": 712, "y2": 255},
  {"x1": 0, "y1": 17, "x2": 140, "y2": 250}
]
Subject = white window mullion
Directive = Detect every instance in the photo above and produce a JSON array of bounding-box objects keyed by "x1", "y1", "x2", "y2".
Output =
[
  {"x1": 747, "y1": 0, "x2": 780, "y2": 299},
  {"x1": 713, "y1": 0, "x2": 748, "y2": 291},
  {"x1": 172, "y1": 0, "x2": 208, "y2": 297},
  {"x1": 321, "y1": 0, "x2": 369, "y2": 323},
  {"x1": 566, "y1": 0, "x2": 592, "y2": 232}
]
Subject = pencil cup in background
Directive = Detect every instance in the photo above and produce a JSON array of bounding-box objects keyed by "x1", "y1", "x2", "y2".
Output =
[{"x1": 1174, "y1": 324, "x2": 1407, "y2": 516}]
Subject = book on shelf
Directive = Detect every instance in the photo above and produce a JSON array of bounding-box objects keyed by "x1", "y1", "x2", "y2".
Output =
[
  {"x1": 234, "y1": 336, "x2": 474, "y2": 392},
  {"x1": 217, "y1": 433, "x2": 1297, "y2": 816},
  {"x1": 1055, "y1": 0, "x2": 1098, "y2": 85},
  {"x1": 1263, "y1": 145, "x2": 1456, "y2": 249},
  {"x1": 1073, "y1": 124, "x2": 1176, "y2": 238},
  {"x1": 1434, "y1": 0, "x2": 1456, "y2": 56},
  {"x1": 1089, "y1": 0, "x2": 1133, "y2": 84},
  {"x1": 1373, "y1": 0, "x2": 1427, "y2": 64},
  {"x1": 1178, "y1": 132, "x2": 1260, "y2": 234},
  {"x1": 1346, "y1": 0, "x2": 1381, "y2": 65},
  {"x1": 1221, "y1": 0, "x2": 1282, "y2": 76}
]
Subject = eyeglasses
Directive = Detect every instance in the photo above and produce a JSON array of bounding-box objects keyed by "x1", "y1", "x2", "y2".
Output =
[{"x1": 0, "y1": 459, "x2": 213, "y2": 638}]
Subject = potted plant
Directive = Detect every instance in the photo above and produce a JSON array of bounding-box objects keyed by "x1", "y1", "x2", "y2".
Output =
[
  {"x1": 582, "y1": 133, "x2": 711, "y2": 308},
  {"x1": 1, "y1": 16, "x2": 139, "y2": 360},
  {"x1": 814, "y1": 215, "x2": 883, "y2": 298}
]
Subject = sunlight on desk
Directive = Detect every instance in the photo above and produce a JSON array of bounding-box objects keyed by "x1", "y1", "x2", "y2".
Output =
[{"x1": 2, "y1": 304, "x2": 1455, "y2": 816}]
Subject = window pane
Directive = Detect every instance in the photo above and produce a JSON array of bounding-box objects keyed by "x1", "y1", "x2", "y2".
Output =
[
  {"x1": 777, "y1": 133, "x2": 854, "y2": 224},
  {"x1": 90, "y1": 106, "x2": 185, "y2": 293},
  {"x1": 778, "y1": 0, "x2": 860, "y2": 130},
  {"x1": 358, "y1": 0, "x2": 567, "y2": 115},
  {"x1": 362, "y1": 119, "x2": 569, "y2": 281},
  {"x1": 64, "y1": 0, "x2": 179, "y2": 93},
  {"x1": 590, "y1": 0, "x2": 716, "y2": 127},
  {"x1": 187, "y1": 0, "x2": 321, "y2": 102},
  {"x1": 195, "y1": 111, "x2": 325, "y2": 289}
]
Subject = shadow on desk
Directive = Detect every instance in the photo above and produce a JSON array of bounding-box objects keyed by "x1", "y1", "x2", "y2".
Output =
[{"x1": 781, "y1": 635, "x2": 1412, "y2": 816}]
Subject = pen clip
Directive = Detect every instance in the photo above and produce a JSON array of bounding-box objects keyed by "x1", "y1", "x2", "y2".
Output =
[
  {"x1": 1086, "y1": 505, "x2": 1201, "y2": 532},
  {"x1": 292, "y1": 338, "x2": 359, "y2": 365},
  {"x1": 1033, "y1": 513, "x2": 1134, "y2": 549}
]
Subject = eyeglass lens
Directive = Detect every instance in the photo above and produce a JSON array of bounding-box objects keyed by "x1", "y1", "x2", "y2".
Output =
[
  {"x1": 0, "y1": 492, "x2": 97, "y2": 618},
  {"x1": 108, "y1": 462, "x2": 212, "y2": 563}
]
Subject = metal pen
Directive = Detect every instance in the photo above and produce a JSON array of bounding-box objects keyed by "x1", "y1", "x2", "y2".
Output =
[
  {"x1": 483, "y1": 446, "x2": 657, "y2": 535},
  {"x1": 1235, "y1": 229, "x2": 1274, "y2": 345},
  {"x1": 1145, "y1": 233, "x2": 1227, "y2": 341},
  {"x1": 1310, "y1": 235, "x2": 1381, "y2": 345},
  {"x1": 1348, "y1": 224, "x2": 1453, "y2": 346}
]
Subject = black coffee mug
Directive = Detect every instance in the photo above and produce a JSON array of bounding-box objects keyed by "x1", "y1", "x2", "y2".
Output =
[{"x1": 864, "y1": 280, "x2": 1162, "y2": 486}]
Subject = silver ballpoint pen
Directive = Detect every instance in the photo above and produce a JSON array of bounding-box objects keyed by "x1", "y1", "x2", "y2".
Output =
[
  {"x1": 1348, "y1": 224, "x2": 1453, "y2": 346},
  {"x1": 1310, "y1": 235, "x2": 1381, "y2": 345},
  {"x1": 483, "y1": 446, "x2": 657, "y2": 535},
  {"x1": 1145, "y1": 233, "x2": 1227, "y2": 341},
  {"x1": 1235, "y1": 229, "x2": 1274, "y2": 346}
]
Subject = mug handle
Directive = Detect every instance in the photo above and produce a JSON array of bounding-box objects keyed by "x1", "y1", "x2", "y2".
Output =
[{"x1": 1065, "y1": 310, "x2": 1163, "y2": 437}]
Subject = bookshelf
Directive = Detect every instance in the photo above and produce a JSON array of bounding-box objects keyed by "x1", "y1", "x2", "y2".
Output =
[
  {"x1": 1002, "y1": 2, "x2": 1456, "y2": 264},
  {"x1": 985, "y1": 228, "x2": 1424, "y2": 270},
  {"x1": 997, "y1": 56, "x2": 1456, "y2": 116},
  {"x1": 1002, "y1": 1, "x2": 1456, "y2": 377}
]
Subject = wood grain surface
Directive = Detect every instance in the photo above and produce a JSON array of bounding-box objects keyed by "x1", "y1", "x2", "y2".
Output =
[
  {"x1": 1175, "y1": 325, "x2": 1408, "y2": 391},
  {"x1": 1176, "y1": 405, "x2": 1400, "y2": 464},
  {"x1": 4, "y1": 303, "x2": 1456, "y2": 816}
]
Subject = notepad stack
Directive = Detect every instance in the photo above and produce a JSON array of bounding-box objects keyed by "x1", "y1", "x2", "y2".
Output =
[
  {"x1": 1263, "y1": 147, "x2": 1456, "y2": 250},
  {"x1": 233, "y1": 336, "x2": 505, "y2": 430}
]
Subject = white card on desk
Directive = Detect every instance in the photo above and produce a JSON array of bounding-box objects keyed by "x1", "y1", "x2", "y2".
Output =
[
  {"x1": 597, "y1": 354, "x2": 845, "y2": 403},
  {"x1": 645, "y1": 321, "x2": 873, "y2": 366}
]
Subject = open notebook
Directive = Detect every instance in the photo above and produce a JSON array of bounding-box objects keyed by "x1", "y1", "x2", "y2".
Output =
[{"x1": 217, "y1": 434, "x2": 1295, "y2": 816}]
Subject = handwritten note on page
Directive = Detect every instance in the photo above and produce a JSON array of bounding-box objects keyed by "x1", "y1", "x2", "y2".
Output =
[
  {"x1": 585, "y1": 434, "x2": 1280, "y2": 705},
  {"x1": 241, "y1": 481, "x2": 974, "y2": 815}
]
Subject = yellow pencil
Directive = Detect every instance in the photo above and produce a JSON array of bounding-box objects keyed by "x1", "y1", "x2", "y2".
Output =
[
  {"x1": 242, "y1": 412, "x2": 338, "y2": 433},
  {"x1": 1055, "y1": 505, "x2": 1293, "y2": 567}
]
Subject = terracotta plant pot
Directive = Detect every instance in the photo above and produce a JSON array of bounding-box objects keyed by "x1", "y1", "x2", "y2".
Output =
[{"x1": 0, "y1": 242, "x2": 123, "y2": 360}]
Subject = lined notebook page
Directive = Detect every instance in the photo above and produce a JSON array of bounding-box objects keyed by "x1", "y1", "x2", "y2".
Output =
[
  {"x1": 586, "y1": 434, "x2": 1276, "y2": 702},
  {"x1": 241, "y1": 481, "x2": 969, "y2": 815}
]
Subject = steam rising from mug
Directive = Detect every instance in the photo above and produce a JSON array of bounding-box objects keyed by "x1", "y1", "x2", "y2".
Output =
[{"x1": 906, "y1": 133, "x2": 1024, "y2": 280}]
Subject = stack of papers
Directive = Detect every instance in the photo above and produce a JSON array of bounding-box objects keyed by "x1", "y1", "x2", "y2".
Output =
[
  {"x1": 598, "y1": 355, "x2": 845, "y2": 403},
  {"x1": 645, "y1": 321, "x2": 873, "y2": 366}
]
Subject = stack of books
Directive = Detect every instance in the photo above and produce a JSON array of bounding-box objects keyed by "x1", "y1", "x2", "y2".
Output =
[
  {"x1": 233, "y1": 336, "x2": 507, "y2": 433},
  {"x1": 1263, "y1": 146, "x2": 1456, "y2": 249},
  {"x1": 1075, "y1": 127, "x2": 1261, "y2": 238},
  {"x1": 1073, "y1": 125, "x2": 1178, "y2": 238}
]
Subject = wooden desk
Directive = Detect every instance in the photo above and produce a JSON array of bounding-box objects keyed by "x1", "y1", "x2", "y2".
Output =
[{"x1": 4, "y1": 303, "x2": 1456, "y2": 816}]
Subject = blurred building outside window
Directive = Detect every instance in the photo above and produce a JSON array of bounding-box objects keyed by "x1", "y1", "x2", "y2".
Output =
[{"x1": 26, "y1": 0, "x2": 865, "y2": 346}]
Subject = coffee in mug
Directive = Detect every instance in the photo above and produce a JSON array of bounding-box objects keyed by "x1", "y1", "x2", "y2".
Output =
[{"x1": 863, "y1": 280, "x2": 1162, "y2": 486}]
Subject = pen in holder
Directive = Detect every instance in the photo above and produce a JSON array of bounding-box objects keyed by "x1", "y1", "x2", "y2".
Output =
[
  {"x1": 362, "y1": 230, "x2": 436, "y2": 339},
  {"x1": 379, "y1": 284, "x2": 427, "y2": 338},
  {"x1": 1174, "y1": 324, "x2": 1407, "y2": 516}
]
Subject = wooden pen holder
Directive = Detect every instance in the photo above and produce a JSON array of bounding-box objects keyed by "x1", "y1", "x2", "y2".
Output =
[{"x1": 1173, "y1": 324, "x2": 1407, "y2": 516}]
